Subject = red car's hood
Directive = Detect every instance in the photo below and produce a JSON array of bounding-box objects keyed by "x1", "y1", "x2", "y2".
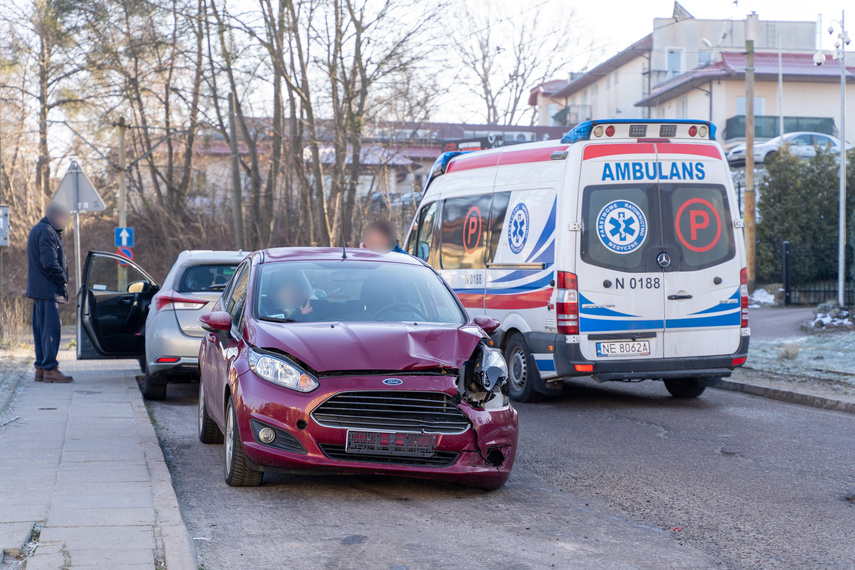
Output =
[{"x1": 247, "y1": 320, "x2": 485, "y2": 373}]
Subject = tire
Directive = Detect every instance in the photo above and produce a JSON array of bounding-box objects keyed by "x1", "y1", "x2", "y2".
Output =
[
  {"x1": 664, "y1": 379, "x2": 706, "y2": 399},
  {"x1": 142, "y1": 364, "x2": 167, "y2": 400},
  {"x1": 763, "y1": 151, "x2": 777, "y2": 164},
  {"x1": 503, "y1": 333, "x2": 544, "y2": 403},
  {"x1": 198, "y1": 381, "x2": 223, "y2": 444},
  {"x1": 224, "y1": 397, "x2": 263, "y2": 487}
]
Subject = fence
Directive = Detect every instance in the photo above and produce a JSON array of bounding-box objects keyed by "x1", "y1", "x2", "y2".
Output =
[{"x1": 757, "y1": 240, "x2": 854, "y2": 305}]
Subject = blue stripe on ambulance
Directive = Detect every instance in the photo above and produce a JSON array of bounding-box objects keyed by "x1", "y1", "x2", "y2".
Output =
[
  {"x1": 688, "y1": 290, "x2": 740, "y2": 315},
  {"x1": 532, "y1": 353, "x2": 557, "y2": 378},
  {"x1": 524, "y1": 199, "x2": 557, "y2": 263}
]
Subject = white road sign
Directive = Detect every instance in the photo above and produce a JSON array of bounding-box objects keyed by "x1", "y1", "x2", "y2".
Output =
[{"x1": 51, "y1": 161, "x2": 106, "y2": 212}]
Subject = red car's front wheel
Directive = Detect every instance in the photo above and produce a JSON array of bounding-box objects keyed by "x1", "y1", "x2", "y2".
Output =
[{"x1": 224, "y1": 397, "x2": 263, "y2": 487}]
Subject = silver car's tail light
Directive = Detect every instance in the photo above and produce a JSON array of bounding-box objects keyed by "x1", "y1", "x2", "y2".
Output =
[{"x1": 154, "y1": 291, "x2": 208, "y2": 312}]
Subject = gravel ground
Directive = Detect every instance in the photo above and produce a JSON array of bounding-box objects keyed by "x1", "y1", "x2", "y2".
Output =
[{"x1": 747, "y1": 334, "x2": 855, "y2": 391}]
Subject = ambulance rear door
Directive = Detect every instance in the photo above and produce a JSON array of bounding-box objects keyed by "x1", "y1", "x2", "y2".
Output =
[{"x1": 656, "y1": 143, "x2": 742, "y2": 358}]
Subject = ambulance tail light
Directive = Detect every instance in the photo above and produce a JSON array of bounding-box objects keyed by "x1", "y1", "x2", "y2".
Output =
[
  {"x1": 740, "y1": 268, "x2": 749, "y2": 328},
  {"x1": 556, "y1": 271, "x2": 579, "y2": 335}
]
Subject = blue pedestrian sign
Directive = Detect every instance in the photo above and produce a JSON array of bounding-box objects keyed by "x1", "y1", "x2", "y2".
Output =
[{"x1": 115, "y1": 227, "x2": 134, "y2": 248}]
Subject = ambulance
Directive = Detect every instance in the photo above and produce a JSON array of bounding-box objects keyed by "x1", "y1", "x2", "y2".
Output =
[{"x1": 405, "y1": 119, "x2": 749, "y2": 402}]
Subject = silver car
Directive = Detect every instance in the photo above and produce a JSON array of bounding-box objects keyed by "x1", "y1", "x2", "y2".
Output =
[
  {"x1": 141, "y1": 250, "x2": 245, "y2": 399},
  {"x1": 726, "y1": 132, "x2": 853, "y2": 165}
]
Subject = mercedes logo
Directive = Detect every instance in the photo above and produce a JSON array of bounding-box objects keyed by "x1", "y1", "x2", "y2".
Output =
[{"x1": 657, "y1": 252, "x2": 671, "y2": 268}]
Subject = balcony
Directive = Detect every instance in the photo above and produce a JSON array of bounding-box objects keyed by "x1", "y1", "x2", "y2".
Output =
[
  {"x1": 553, "y1": 105, "x2": 592, "y2": 128},
  {"x1": 724, "y1": 115, "x2": 837, "y2": 142}
]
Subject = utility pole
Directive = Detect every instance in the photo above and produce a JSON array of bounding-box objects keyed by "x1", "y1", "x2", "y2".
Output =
[
  {"x1": 744, "y1": 33, "x2": 757, "y2": 291},
  {"x1": 778, "y1": 37, "x2": 784, "y2": 139},
  {"x1": 117, "y1": 117, "x2": 128, "y2": 290},
  {"x1": 835, "y1": 12, "x2": 848, "y2": 307},
  {"x1": 229, "y1": 92, "x2": 245, "y2": 251}
]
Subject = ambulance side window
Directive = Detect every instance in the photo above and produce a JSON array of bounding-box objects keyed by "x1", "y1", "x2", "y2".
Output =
[
  {"x1": 486, "y1": 192, "x2": 511, "y2": 263},
  {"x1": 440, "y1": 195, "x2": 492, "y2": 269},
  {"x1": 409, "y1": 202, "x2": 438, "y2": 263}
]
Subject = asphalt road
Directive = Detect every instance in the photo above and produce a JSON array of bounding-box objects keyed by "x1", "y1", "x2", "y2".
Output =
[{"x1": 147, "y1": 371, "x2": 855, "y2": 569}]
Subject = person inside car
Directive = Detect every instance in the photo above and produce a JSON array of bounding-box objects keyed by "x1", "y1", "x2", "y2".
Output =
[
  {"x1": 266, "y1": 271, "x2": 313, "y2": 321},
  {"x1": 360, "y1": 219, "x2": 406, "y2": 254}
]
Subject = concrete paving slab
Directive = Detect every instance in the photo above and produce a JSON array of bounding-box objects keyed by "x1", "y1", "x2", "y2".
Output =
[
  {"x1": 65, "y1": 548, "x2": 154, "y2": 566},
  {"x1": 0, "y1": 505, "x2": 47, "y2": 524},
  {"x1": 23, "y1": 551, "x2": 66, "y2": 570},
  {"x1": 0, "y1": 521, "x2": 33, "y2": 559},
  {"x1": 37, "y1": 526, "x2": 156, "y2": 552},
  {"x1": 46, "y1": 507, "x2": 155, "y2": 528},
  {"x1": 51, "y1": 493, "x2": 154, "y2": 510}
]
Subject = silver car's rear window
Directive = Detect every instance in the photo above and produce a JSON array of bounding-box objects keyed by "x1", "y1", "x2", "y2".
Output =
[{"x1": 177, "y1": 264, "x2": 239, "y2": 293}]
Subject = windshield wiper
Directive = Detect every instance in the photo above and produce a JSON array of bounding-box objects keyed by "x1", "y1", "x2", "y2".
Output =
[{"x1": 258, "y1": 316, "x2": 297, "y2": 323}]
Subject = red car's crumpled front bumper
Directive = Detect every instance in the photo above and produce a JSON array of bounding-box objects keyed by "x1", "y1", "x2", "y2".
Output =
[{"x1": 232, "y1": 370, "x2": 518, "y2": 489}]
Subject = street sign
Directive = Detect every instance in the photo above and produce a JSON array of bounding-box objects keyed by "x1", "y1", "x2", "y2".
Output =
[
  {"x1": 0, "y1": 205, "x2": 9, "y2": 247},
  {"x1": 116, "y1": 246, "x2": 134, "y2": 265},
  {"x1": 115, "y1": 227, "x2": 134, "y2": 248},
  {"x1": 51, "y1": 161, "x2": 106, "y2": 212}
]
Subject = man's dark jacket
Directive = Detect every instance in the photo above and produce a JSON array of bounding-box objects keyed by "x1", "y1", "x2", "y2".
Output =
[{"x1": 26, "y1": 217, "x2": 69, "y2": 303}]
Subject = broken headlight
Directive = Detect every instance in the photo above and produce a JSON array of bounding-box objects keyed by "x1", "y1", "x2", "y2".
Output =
[{"x1": 461, "y1": 345, "x2": 509, "y2": 408}]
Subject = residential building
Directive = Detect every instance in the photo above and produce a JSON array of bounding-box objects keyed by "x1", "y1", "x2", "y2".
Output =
[{"x1": 529, "y1": 2, "x2": 854, "y2": 148}]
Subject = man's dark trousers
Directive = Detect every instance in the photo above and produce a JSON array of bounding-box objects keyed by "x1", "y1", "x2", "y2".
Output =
[{"x1": 33, "y1": 299, "x2": 62, "y2": 371}]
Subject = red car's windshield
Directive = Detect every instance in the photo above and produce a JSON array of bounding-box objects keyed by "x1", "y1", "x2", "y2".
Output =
[{"x1": 254, "y1": 260, "x2": 466, "y2": 325}]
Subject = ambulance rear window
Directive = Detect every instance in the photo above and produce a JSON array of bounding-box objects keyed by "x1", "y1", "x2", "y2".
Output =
[
  {"x1": 662, "y1": 184, "x2": 735, "y2": 269},
  {"x1": 580, "y1": 184, "x2": 659, "y2": 273}
]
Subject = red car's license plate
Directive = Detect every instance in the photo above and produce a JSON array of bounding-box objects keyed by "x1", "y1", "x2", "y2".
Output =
[{"x1": 345, "y1": 430, "x2": 436, "y2": 458}]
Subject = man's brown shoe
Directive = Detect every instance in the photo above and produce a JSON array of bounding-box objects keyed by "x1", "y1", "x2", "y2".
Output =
[
  {"x1": 35, "y1": 367, "x2": 44, "y2": 382},
  {"x1": 43, "y1": 368, "x2": 73, "y2": 383}
]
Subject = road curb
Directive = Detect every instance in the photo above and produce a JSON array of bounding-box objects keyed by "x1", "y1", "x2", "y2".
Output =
[
  {"x1": 713, "y1": 378, "x2": 855, "y2": 415},
  {"x1": 125, "y1": 376, "x2": 198, "y2": 570}
]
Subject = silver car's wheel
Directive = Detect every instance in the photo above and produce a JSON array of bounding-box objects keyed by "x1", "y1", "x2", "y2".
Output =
[{"x1": 223, "y1": 398, "x2": 262, "y2": 487}]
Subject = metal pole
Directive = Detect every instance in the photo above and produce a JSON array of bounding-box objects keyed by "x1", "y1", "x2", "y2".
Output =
[
  {"x1": 778, "y1": 38, "x2": 784, "y2": 138},
  {"x1": 838, "y1": 11, "x2": 847, "y2": 307},
  {"x1": 229, "y1": 92, "x2": 245, "y2": 250},
  {"x1": 117, "y1": 118, "x2": 127, "y2": 291},
  {"x1": 745, "y1": 37, "x2": 757, "y2": 292},
  {"x1": 72, "y1": 164, "x2": 81, "y2": 294}
]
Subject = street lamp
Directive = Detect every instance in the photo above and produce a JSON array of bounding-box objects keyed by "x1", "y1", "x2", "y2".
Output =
[{"x1": 815, "y1": 11, "x2": 850, "y2": 307}]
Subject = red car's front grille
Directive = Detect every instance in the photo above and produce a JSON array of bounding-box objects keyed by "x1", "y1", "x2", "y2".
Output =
[{"x1": 311, "y1": 391, "x2": 470, "y2": 434}]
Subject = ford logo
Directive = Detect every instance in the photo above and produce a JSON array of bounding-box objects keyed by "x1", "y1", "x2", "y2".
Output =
[{"x1": 383, "y1": 378, "x2": 403, "y2": 386}]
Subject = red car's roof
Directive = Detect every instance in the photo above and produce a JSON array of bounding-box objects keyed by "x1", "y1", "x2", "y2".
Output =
[{"x1": 260, "y1": 247, "x2": 422, "y2": 265}]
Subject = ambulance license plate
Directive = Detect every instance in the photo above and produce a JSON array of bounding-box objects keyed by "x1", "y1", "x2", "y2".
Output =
[
  {"x1": 345, "y1": 430, "x2": 436, "y2": 458},
  {"x1": 596, "y1": 341, "x2": 650, "y2": 357}
]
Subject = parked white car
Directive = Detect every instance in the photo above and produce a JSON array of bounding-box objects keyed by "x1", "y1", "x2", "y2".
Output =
[{"x1": 726, "y1": 132, "x2": 854, "y2": 165}]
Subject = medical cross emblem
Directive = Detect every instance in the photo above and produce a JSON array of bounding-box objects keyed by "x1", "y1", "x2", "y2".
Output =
[
  {"x1": 597, "y1": 200, "x2": 648, "y2": 255},
  {"x1": 507, "y1": 203, "x2": 529, "y2": 254}
]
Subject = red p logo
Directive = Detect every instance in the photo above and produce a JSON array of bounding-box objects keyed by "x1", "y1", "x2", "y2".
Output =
[
  {"x1": 462, "y1": 206, "x2": 482, "y2": 254},
  {"x1": 689, "y1": 209, "x2": 710, "y2": 241}
]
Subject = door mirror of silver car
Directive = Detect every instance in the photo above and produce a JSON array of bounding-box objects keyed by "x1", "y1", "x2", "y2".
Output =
[
  {"x1": 473, "y1": 315, "x2": 501, "y2": 335},
  {"x1": 200, "y1": 311, "x2": 232, "y2": 333}
]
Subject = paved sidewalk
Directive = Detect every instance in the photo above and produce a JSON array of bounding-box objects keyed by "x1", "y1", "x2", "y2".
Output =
[{"x1": 0, "y1": 354, "x2": 195, "y2": 569}]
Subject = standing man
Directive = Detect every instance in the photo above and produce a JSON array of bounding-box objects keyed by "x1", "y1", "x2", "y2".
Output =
[
  {"x1": 26, "y1": 202, "x2": 74, "y2": 383},
  {"x1": 360, "y1": 219, "x2": 407, "y2": 254}
]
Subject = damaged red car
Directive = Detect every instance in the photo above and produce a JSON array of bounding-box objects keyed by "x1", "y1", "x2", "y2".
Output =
[{"x1": 197, "y1": 248, "x2": 518, "y2": 490}]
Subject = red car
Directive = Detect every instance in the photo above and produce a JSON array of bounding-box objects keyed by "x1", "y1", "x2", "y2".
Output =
[{"x1": 197, "y1": 248, "x2": 518, "y2": 490}]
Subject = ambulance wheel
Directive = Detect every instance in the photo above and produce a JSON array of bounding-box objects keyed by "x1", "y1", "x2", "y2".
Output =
[
  {"x1": 504, "y1": 334, "x2": 543, "y2": 403},
  {"x1": 664, "y1": 379, "x2": 706, "y2": 399}
]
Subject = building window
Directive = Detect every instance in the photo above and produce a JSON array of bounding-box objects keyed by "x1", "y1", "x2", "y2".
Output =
[
  {"x1": 547, "y1": 103, "x2": 559, "y2": 125},
  {"x1": 736, "y1": 97, "x2": 765, "y2": 116},
  {"x1": 614, "y1": 69, "x2": 619, "y2": 85},
  {"x1": 581, "y1": 89, "x2": 588, "y2": 104},
  {"x1": 592, "y1": 84, "x2": 598, "y2": 98},
  {"x1": 606, "y1": 73, "x2": 611, "y2": 88},
  {"x1": 698, "y1": 51, "x2": 711, "y2": 66},
  {"x1": 678, "y1": 97, "x2": 688, "y2": 119},
  {"x1": 667, "y1": 48, "x2": 683, "y2": 79}
]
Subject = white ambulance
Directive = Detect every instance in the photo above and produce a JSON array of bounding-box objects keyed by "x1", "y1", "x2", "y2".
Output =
[{"x1": 405, "y1": 119, "x2": 749, "y2": 402}]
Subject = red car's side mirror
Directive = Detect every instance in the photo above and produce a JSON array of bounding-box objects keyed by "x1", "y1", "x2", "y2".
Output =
[
  {"x1": 200, "y1": 311, "x2": 232, "y2": 332},
  {"x1": 473, "y1": 315, "x2": 501, "y2": 335}
]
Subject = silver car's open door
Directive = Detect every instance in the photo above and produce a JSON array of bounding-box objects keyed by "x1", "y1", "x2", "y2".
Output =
[{"x1": 77, "y1": 251, "x2": 159, "y2": 360}]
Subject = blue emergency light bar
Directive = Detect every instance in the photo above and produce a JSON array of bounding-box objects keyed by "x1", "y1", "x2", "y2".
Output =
[
  {"x1": 424, "y1": 150, "x2": 473, "y2": 191},
  {"x1": 561, "y1": 119, "x2": 717, "y2": 144}
]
